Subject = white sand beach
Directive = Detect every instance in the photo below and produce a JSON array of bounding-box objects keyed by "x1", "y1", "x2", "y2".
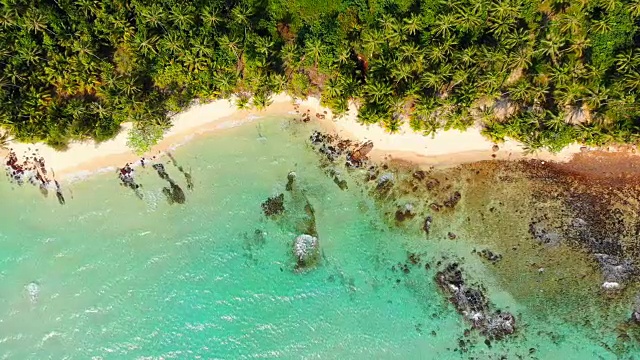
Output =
[{"x1": 1, "y1": 93, "x2": 587, "y2": 181}]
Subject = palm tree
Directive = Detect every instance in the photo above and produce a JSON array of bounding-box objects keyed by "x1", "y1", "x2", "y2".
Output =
[
  {"x1": 323, "y1": 77, "x2": 343, "y2": 98},
  {"x1": 169, "y1": 5, "x2": 194, "y2": 29},
  {"x1": 624, "y1": 70, "x2": 640, "y2": 91},
  {"x1": 364, "y1": 81, "x2": 392, "y2": 104},
  {"x1": 201, "y1": 6, "x2": 220, "y2": 29},
  {"x1": 231, "y1": 5, "x2": 253, "y2": 35},
  {"x1": 628, "y1": 0, "x2": 640, "y2": 18},
  {"x1": 538, "y1": 34, "x2": 564, "y2": 65},
  {"x1": 568, "y1": 35, "x2": 590, "y2": 58},
  {"x1": 591, "y1": 19, "x2": 611, "y2": 34},
  {"x1": 361, "y1": 29, "x2": 385, "y2": 57},
  {"x1": 252, "y1": 92, "x2": 272, "y2": 110},
  {"x1": 615, "y1": 50, "x2": 640, "y2": 73},
  {"x1": 304, "y1": 38, "x2": 324, "y2": 68},
  {"x1": 0, "y1": 130, "x2": 11, "y2": 150},
  {"x1": 139, "y1": 4, "x2": 165, "y2": 29},
  {"x1": 433, "y1": 14, "x2": 456, "y2": 39},
  {"x1": 403, "y1": 14, "x2": 422, "y2": 36}
]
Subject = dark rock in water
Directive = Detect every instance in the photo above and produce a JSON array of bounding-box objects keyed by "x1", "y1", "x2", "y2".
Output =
[
  {"x1": 395, "y1": 204, "x2": 415, "y2": 222},
  {"x1": 376, "y1": 173, "x2": 394, "y2": 192},
  {"x1": 347, "y1": 141, "x2": 374, "y2": 168},
  {"x1": 333, "y1": 175, "x2": 348, "y2": 190},
  {"x1": 436, "y1": 263, "x2": 516, "y2": 340},
  {"x1": 478, "y1": 249, "x2": 502, "y2": 263},
  {"x1": 54, "y1": 180, "x2": 65, "y2": 205},
  {"x1": 160, "y1": 180, "x2": 185, "y2": 205},
  {"x1": 444, "y1": 191, "x2": 462, "y2": 208},
  {"x1": 595, "y1": 253, "x2": 636, "y2": 290},
  {"x1": 56, "y1": 190, "x2": 65, "y2": 205},
  {"x1": 423, "y1": 216, "x2": 433, "y2": 235},
  {"x1": 448, "y1": 232, "x2": 457, "y2": 240},
  {"x1": 426, "y1": 178, "x2": 440, "y2": 191},
  {"x1": 350, "y1": 141, "x2": 374, "y2": 162},
  {"x1": 39, "y1": 183, "x2": 48, "y2": 198},
  {"x1": 631, "y1": 295, "x2": 640, "y2": 324},
  {"x1": 327, "y1": 168, "x2": 348, "y2": 190},
  {"x1": 413, "y1": 170, "x2": 426, "y2": 181},
  {"x1": 286, "y1": 171, "x2": 296, "y2": 191},
  {"x1": 262, "y1": 193, "x2": 285, "y2": 216},
  {"x1": 152, "y1": 163, "x2": 170, "y2": 181}
]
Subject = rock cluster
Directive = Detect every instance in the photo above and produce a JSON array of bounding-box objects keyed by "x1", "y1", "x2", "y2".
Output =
[
  {"x1": 261, "y1": 193, "x2": 285, "y2": 217},
  {"x1": 153, "y1": 163, "x2": 186, "y2": 204},
  {"x1": 293, "y1": 234, "x2": 320, "y2": 268},
  {"x1": 309, "y1": 130, "x2": 374, "y2": 169},
  {"x1": 595, "y1": 253, "x2": 636, "y2": 290},
  {"x1": 436, "y1": 263, "x2": 516, "y2": 340}
]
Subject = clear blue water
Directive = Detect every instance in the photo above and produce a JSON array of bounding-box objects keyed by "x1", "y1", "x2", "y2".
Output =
[{"x1": 0, "y1": 117, "x2": 636, "y2": 359}]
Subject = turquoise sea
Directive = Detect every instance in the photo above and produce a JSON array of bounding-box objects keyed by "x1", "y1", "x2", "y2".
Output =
[{"x1": 1, "y1": 116, "x2": 639, "y2": 359}]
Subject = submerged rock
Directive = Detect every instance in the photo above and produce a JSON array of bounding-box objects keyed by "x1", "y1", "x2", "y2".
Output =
[
  {"x1": 261, "y1": 194, "x2": 285, "y2": 216},
  {"x1": 26, "y1": 281, "x2": 39, "y2": 303},
  {"x1": 444, "y1": 191, "x2": 462, "y2": 208},
  {"x1": 632, "y1": 295, "x2": 640, "y2": 324},
  {"x1": 595, "y1": 253, "x2": 635, "y2": 289},
  {"x1": 346, "y1": 141, "x2": 374, "y2": 168},
  {"x1": 478, "y1": 249, "x2": 502, "y2": 263},
  {"x1": 162, "y1": 181, "x2": 186, "y2": 205},
  {"x1": 376, "y1": 173, "x2": 394, "y2": 194},
  {"x1": 435, "y1": 263, "x2": 516, "y2": 340},
  {"x1": 423, "y1": 216, "x2": 433, "y2": 235},
  {"x1": 293, "y1": 234, "x2": 320, "y2": 269},
  {"x1": 395, "y1": 204, "x2": 415, "y2": 222},
  {"x1": 286, "y1": 171, "x2": 296, "y2": 191}
]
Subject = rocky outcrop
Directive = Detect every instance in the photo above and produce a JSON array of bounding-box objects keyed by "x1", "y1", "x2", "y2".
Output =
[
  {"x1": 595, "y1": 253, "x2": 636, "y2": 290},
  {"x1": 436, "y1": 263, "x2": 516, "y2": 340},
  {"x1": 395, "y1": 203, "x2": 415, "y2": 222},
  {"x1": 118, "y1": 164, "x2": 143, "y2": 199},
  {"x1": 423, "y1": 216, "x2": 433, "y2": 236},
  {"x1": 162, "y1": 181, "x2": 186, "y2": 205},
  {"x1": 346, "y1": 141, "x2": 374, "y2": 168},
  {"x1": 293, "y1": 234, "x2": 320, "y2": 269},
  {"x1": 263, "y1": 172, "x2": 321, "y2": 271},
  {"x1": 153, "y1": 162, "x2": 186, "y2": 204},
  {"x1": 478, "y1": 249, "x2": 503, "y2": 263},
  {"x1": 309, "y1": 130, "x2": 374, "y2": 168},
  {"x1": 444, "y1": 191, "x2": 462, "y2": 208}
]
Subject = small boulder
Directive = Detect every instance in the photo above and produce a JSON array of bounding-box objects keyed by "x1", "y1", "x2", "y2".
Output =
[{"x1": 293, "y1": 234, "x2": 320, "y2": 269}]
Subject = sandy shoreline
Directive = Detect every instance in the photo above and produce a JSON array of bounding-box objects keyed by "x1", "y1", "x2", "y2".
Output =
[{"x1": 2, "y1": 93, "x2": 588, "y2": 182}]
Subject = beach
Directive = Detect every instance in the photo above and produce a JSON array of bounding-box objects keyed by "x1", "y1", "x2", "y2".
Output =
[{"x1": 2, "y1": 94, "x2": 590, "y2": 181}]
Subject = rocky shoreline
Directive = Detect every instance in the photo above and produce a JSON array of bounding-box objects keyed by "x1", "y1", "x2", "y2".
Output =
[{"x1": 305, "y1": 125, "x2": 640, "y2": 353}]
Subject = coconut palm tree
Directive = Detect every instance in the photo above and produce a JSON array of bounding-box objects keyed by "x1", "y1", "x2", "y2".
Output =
[{"x1": 0, "y1": 130, "x2": 11, "y2": 150}]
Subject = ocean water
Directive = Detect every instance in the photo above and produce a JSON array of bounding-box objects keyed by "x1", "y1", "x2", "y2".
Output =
[{"x1": 0, "y1": 116, "x2": 637, "y2": 359}]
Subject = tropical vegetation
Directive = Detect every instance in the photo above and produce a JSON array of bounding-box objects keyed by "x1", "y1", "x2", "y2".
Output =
[{"x1": 1, "y1": 0, "x2": 640, "y2": 152}]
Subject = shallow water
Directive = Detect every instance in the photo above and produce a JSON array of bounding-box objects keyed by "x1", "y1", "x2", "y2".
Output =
[{"x1": 0, "y1": 117, "x2": 638, "y2": 359}]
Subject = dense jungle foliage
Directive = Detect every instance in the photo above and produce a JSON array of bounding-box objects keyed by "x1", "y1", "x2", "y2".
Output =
[{"x1": 1, "y1": 0, "x2": 640, "y2": 152}]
